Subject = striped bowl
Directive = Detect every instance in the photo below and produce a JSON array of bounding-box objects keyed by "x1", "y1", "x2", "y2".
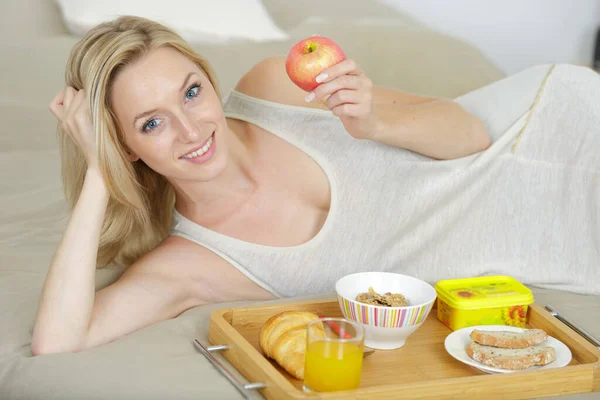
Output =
[{"x1": 335, "y1": 272, "x2": 437, "y2": 349}]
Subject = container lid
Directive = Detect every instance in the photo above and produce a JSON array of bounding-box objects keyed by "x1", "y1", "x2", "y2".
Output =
[{"x1": 434, "y1": 275, "x2": 534, "y2": 310}]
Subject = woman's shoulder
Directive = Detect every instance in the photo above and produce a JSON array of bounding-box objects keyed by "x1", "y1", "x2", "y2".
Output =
[
  {"x1": 131, "y1": 235, "x2": 276, "y2": 303},
  {"x1": 138, "y1": 235, "x2": 218, "y2": 269},
  {"x1": 124, "y1": 236, "x2": 235, "y2": 290},
  {"x1": 124, "y1": 236, "x2": 203, "y2": 279},
  {"x1": 137, "y1": 235, "x2": 253, "y2": 279},
  {"x1": 233, "y1": 56, "x2": 326, "y2": 111}
]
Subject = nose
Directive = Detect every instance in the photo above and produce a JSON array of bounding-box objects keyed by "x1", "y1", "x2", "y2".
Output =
[{"x1": 175, "y1": 112, "x2": 204, "y2": 143}]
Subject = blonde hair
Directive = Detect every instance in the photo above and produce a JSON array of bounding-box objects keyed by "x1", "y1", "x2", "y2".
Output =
[{"x1": 60, "y1": 16, "x2": 220, "y2": 267}]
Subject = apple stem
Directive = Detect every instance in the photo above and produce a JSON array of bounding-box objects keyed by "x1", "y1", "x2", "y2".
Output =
[{"x1": 305, "y1": 43, "x2": 317, "y2": 54}]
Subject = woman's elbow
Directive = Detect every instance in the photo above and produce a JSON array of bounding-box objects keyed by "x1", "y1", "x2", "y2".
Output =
[
  {"x1": 469, "y1": 116, "x2": 491, "y2": 154},
  {"x1": 31, "y1": 340, "x2": 58, "y2": 356},
  {"x1": 31, "y1": 335, "x2": 84, "y2": 356},
  {"x1": 439, "y1": 117, "x2": 490, "y2": 160},
  {"x1": 31, "y1": 341, "x2": 69, "y2": 357}
]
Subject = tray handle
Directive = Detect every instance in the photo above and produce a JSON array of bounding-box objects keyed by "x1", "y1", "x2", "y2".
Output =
[
  {"x1": 193, "y1": 339, "x2": 267, "y2": 399},
  {"x1": 544, "y1": 304, "x2": 600, "y2": 348}
]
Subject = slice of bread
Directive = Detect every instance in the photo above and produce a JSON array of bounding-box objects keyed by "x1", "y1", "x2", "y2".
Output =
[
  {"x1": 470, "y1": 328, "x2": 548, "y2": 349},
  {"x1": 466, "y1": 341, "x2": 556, "y2": 370}
]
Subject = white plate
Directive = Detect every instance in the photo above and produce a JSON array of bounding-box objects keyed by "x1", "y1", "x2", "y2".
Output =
[{"x1": 444, "y1": 325, "x2": 572, "y2": 374}]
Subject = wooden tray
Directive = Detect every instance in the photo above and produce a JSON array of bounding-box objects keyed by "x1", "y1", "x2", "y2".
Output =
[{"x1": 207, "y1": 299, "x2": 600, "y2": 399}]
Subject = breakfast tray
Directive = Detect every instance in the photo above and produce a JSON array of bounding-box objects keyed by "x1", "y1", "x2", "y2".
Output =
[{"x1": 203, "y1": 299, "x2": 600, "y2": 399}]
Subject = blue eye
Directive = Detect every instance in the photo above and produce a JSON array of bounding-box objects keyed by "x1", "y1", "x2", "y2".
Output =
[
  {"x1": 142, "y1": 118, "x2": 160, "y2": 133},
  {"x1": 186, "y1": 85, "x2": 200, "y2": 100},
  {"x1": 139, "y1": 83, "x2": 200, "y2": 133}
]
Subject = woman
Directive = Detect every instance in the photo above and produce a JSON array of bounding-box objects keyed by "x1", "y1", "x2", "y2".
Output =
[{"x1": 32, "y1": 16, "x2": 599, "y2": 356}]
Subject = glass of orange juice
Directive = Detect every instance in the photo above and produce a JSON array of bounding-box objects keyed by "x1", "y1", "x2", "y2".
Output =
[{"x1": 303, "y1": 318, "x2": 365, "y2": 393}]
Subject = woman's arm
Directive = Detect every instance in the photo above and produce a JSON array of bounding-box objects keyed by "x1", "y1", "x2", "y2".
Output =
[
  {"x1": 235, "y1": 56, "x2": 490, "y2": 159},
  {"x1": 32, "y1": 168, "x2": 110, "y2": 354},
  {"x1": 370, "y1": 87, "x2": 491, "y2": 159},
  {"x1": 33, "y1": 230, "x2": 273, "y2": 355}
]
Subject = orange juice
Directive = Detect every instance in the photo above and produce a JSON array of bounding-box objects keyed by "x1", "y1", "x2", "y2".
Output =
[{"x1": 304, "y1": 340, "x2": 363, "y2": 392}]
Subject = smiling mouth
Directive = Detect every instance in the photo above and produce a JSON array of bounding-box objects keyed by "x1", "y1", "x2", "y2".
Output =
[{"x1": 180, "y1": 132, "x2": 215, "y2": 159}]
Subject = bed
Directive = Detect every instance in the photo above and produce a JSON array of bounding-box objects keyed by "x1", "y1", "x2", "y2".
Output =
[{"x1": 1, "y1": 1, "x2": 597, "y2": 399}]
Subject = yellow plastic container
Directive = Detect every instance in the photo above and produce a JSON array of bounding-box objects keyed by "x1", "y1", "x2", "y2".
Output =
[{"x1": 434, "y1": 276, "x2": 534, "y2": 331}]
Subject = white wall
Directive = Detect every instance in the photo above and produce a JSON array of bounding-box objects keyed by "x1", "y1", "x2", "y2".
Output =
[{"x1": 378, "y1": 0, "x2": 600, "y2": 74}]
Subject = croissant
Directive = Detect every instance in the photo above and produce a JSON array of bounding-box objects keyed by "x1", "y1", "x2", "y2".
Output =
[{"x1": 259, "y1": 311, "x2": 325, "y2": 380}]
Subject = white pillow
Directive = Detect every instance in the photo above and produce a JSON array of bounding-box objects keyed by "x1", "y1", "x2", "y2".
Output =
[{"x1": 55, "y1": 0, "x2": 288, "y2": 43}]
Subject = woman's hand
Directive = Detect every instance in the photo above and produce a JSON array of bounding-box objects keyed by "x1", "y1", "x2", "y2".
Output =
[
  {"x1": 49, "y1": 87, "x2": 98, "y2": 168},
  {"x1": 305, "y1": 59, "x2": 377, "y2": 140}
]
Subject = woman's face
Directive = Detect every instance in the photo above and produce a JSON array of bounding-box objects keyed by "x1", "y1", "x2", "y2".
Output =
[{"x1": 111, "y1": 46, "x2": 229, "y2": 183}]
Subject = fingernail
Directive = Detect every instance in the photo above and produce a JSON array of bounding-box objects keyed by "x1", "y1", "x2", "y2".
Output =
[
  {"x1": 305, "y1": 92, "x2": 315, "y2": 102},
  {"x1": 315, "y1": 73, "x2": 328, "y2": 83}
]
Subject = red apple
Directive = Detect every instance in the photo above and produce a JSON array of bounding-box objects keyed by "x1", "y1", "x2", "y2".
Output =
[{"x1": 285, "y1": 35, "x2": 346, "y2": 92}]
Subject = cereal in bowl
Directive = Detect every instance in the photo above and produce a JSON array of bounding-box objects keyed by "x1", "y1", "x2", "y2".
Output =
[{"x1": 356, "y1": 287, "x2": 409, "y2": 307}]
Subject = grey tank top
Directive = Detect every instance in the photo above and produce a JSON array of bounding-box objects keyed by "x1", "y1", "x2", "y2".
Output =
[{"x1": 170, "y1": 65, "x2": 600, "y2": 297}]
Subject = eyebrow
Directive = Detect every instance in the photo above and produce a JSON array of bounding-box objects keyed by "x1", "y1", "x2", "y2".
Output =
[
  {"x1": 132, "y1": 72, "x2": 198, "y2": 127},
  {"x1": 133, "y1": 108, "x2": 159, "y2": 128},
  {"x1": 179, "y1": 72, "x2": 196, "y2": 92}
]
